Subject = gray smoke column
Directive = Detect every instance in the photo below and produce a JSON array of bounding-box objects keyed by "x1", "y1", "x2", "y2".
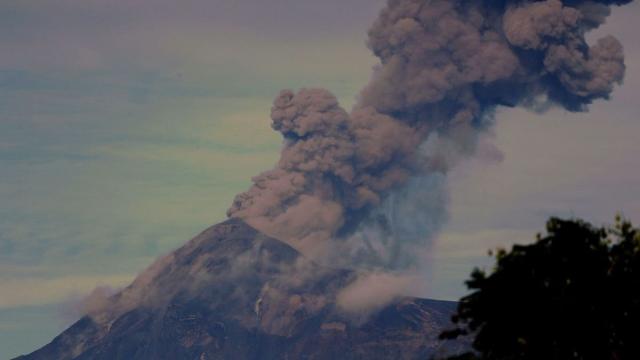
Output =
[{"x1": 228, "y1": 0, "x2": 633, "y2": 270}]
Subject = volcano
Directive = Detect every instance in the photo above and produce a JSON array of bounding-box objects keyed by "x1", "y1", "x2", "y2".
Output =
[{"x1": 15, "y1": 219, "x2": 466, "y2": 360}]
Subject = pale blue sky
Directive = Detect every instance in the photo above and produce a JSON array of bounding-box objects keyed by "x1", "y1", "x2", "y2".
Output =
[{"x1": 1, "y1": 1, "x2": 639, "y2": 358}]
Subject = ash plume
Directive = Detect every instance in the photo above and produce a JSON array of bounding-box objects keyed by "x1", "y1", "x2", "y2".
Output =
[{"x1": 228, "y1": 0, "x2": 633, "y2": 270}]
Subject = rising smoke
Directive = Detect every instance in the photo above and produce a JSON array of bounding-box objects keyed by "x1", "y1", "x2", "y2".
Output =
[{"x1": 228, "y1": 0, "x2": 632, "y2": 271}]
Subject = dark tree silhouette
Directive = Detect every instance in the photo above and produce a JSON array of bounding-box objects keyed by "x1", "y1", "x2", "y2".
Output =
[{"x1": 441, "y1": 216, "x2": 640, "y2": 360}]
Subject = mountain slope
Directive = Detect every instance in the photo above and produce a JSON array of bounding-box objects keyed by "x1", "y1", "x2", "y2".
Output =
[{"x1": 15, "y1": 219, "x2": 465, "y2": 360}]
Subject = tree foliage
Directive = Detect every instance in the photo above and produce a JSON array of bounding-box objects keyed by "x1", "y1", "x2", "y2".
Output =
[{"x1": 441, "y1": 216, "x2": 640, "y2": 360}]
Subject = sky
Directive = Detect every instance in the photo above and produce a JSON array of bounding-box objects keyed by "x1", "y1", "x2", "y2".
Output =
[{"x1": 0, "y1": 0, "x2": 638, "y2": 358}]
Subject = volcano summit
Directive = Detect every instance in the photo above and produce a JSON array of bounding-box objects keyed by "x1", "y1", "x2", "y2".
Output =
[{"x1": 15, "y1": 219, "x2": 464, "y2": 360}]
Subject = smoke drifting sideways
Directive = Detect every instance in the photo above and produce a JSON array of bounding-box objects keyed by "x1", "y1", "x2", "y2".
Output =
[{"x1": 228, "y1": 0, "x2": 633, "y2": 271}]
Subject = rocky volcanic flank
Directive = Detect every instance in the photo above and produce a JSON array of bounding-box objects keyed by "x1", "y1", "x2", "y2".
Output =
[{"x1": 15, "y1": 219, "x2": 465, "y2": 360}]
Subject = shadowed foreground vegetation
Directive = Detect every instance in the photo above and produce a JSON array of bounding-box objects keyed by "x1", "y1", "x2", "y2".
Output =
[{"x1": 441, "y1": 216, "x2": 640, "y2": 360}]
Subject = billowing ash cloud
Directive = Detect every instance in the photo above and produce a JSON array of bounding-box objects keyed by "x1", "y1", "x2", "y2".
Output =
[{"x1": 228, "y1": 0, "x2": 633, "y2": 270}]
